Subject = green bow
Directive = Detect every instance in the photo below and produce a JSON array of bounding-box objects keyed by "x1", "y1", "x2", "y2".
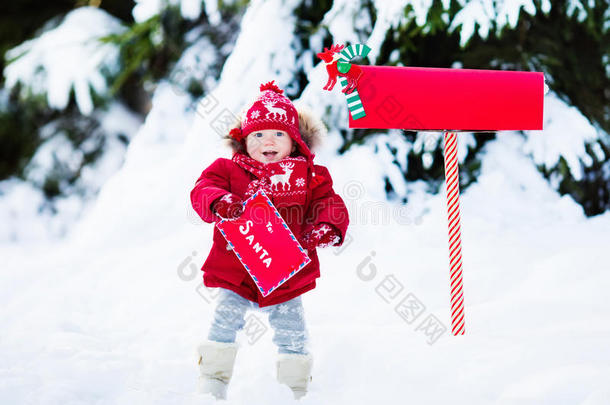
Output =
[{"x1": 337, "y1": 61, "x2": 351, "y2": 74}]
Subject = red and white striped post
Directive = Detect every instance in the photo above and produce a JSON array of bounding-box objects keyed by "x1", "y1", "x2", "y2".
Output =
[{"x1": 442, "y1": 132, "x2": 465, "y2": 335}]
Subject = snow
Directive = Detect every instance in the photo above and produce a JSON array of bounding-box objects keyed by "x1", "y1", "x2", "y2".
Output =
[
  {"x1": 523, "y1": 93, "x2": 600, "y2": 180},
  {"x1": 25, "y1": 133, "x2": 83, "y2": 186},
  {"x1": 370, "y1": 0, "x2": 554, "y2": 58},
  {"x1": 450, "y1": 1, "x2": 495, "y2": 47},
  {"x1": 202, "y1": 0, "x2": 223, "y2": 26},
  {"x1": 3, "y1": 7, "x2": 125, "y2": 116},
  {"x1": 170, "y1": 35, "x2": 219, "y2": 95},
  {"x1": 132, "y1": 0, "x2": 164, "y2": 22},
  {"x1": 449, "y1": 0, "x2": 550, "y2": 47},
  {"x1": 180, "y1": 0, "x2": 203, "y2": 20},
  {"x1": 3, "y1": 115, "x2": 610, "y2": 402},
  {"x1": 567, "y1": 0, "x2": 593, "y2": 22},
  {"x1": 0, "y1": 101, "x2": 141, "y2": 243},
  {"x1": 217, "y1": 0, "x2": 301, "y2": 94},
  {"x1": 371, "y1": 131, "x2": 410, "y2": 197},
  {"x1": 2, "y1": 0, "x2": 610, "y2": 404},
  {"x1": 132, "y1": 0, "x2": 211, "y2": 22},
  {"x1": 321, "y1": 0, "x2": 372, "y2": 47},
  {"x1": 367, "y1": 0, "x2": 412, "y2": 62}
]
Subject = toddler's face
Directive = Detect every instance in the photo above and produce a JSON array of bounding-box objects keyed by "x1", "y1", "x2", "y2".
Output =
[{"x1": 245, "y1": 129, "x2": 295, "y2": 163}]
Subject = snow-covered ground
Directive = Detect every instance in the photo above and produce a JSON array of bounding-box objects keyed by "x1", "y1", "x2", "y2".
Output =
[
  {"x1": 2, "y1": 86, "x2": 610, "y2": 403},
  {"x1": 2, "y1": 1, "x2": 609, "y2": 404},
  {"x1": 3, "y1": 121, "x2": 610, "y2": 404}
]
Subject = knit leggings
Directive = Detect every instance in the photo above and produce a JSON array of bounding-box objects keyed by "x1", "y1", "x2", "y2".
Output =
[{"x1": 207, "y1": 288, "x2": 309, "y2": 355}]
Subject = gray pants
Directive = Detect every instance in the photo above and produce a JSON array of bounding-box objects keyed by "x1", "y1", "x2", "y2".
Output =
[{"x1": 207, "y1": 288, "x2": 309, "y2": 355}]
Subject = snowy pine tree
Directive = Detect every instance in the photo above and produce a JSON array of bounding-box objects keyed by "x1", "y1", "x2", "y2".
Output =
[{"x1": 1, "y1": 0, "x2": 608, "y2": 242}]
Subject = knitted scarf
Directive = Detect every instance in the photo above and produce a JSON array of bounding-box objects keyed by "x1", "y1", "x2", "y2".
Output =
[{"x1": 232, "y1": 152, "x2": 310, "y2": 206}]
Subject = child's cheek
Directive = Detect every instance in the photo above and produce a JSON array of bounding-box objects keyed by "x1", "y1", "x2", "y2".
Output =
[{"x1": 245, "y1": 137, "x2": 258, "y2": 155}]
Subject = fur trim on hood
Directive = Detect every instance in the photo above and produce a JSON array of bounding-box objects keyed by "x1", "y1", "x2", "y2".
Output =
[{"x1": 223, "y1": 103, "x2": 327, "y2": 156}]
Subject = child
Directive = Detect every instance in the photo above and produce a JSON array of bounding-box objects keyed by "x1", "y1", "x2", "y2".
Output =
[{"x1": 190, "y1": 81, "x2": 349, "y2": 400}]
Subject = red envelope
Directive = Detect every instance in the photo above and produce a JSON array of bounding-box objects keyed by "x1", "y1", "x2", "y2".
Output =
[{"x1": 215, "y1": 190, "x2": 311, "y2": 297}]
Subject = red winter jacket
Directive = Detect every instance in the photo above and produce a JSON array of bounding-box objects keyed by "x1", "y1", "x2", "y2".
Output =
[{"x1": 190, "y1": 157, "x2": 349, "y2": 307}]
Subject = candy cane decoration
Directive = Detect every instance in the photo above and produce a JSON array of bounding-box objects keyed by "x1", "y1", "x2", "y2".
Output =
[
  {"x1": 338, "y1": 43, "x2": 370, "y2": 62},
  {"x1": 443, "y1": 131, "x2": 465, "y2": 335},
  {"x1": 337, "y1": 43, "x2": 371, "y2": 120}
]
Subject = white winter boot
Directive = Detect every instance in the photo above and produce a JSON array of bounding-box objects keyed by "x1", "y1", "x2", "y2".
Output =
[
  {"x1": 276, "y1": 353, "x2": 313, "y2": 400},
  {"x1": 196, "y1": 340, "x2": 239, "y2": 400}
]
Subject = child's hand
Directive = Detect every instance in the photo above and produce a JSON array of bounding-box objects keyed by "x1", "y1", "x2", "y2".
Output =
[
  {"x1": 212, "y1": 193, "x2": 245, "y2": 220},
  {"x1": 300, "y1": 222, "x2": 341, "y2": 250}
]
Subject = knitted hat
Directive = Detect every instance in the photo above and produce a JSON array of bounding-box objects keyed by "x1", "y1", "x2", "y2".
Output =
[{"x1": 230, "y1": 81, "x2": 314, "y2": 162}]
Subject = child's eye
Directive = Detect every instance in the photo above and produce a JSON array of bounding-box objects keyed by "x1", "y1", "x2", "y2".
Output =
[
  {"x1": 255, "y1": 133, "x2": 263, "y2": 137},
  {"x1": 276, "y1": 132, "x2": 284, "y2": 136}
]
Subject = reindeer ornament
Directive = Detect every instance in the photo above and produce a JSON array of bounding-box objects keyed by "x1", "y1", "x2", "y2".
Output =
[{"x1": 317, "y1": 44, "x2": 363, "y2": 94}]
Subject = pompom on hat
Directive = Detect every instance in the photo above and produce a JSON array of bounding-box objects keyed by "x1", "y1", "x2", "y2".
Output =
[{"x1": 229, "y1": 127, "x2": 243, "y2": 140}]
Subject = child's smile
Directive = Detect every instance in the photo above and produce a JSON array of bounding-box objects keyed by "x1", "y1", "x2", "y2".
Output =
[{"x1": 246, "y1": 129, "x2": 296, "y2": 163}]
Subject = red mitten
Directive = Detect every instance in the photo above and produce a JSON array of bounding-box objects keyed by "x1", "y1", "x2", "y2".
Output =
[
  {"x1": 212, "y1": 193, "x2": 244, "y2": 220},
  {"x1": 300, "y1": 222, "x2": 341, "y2": 250}
]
